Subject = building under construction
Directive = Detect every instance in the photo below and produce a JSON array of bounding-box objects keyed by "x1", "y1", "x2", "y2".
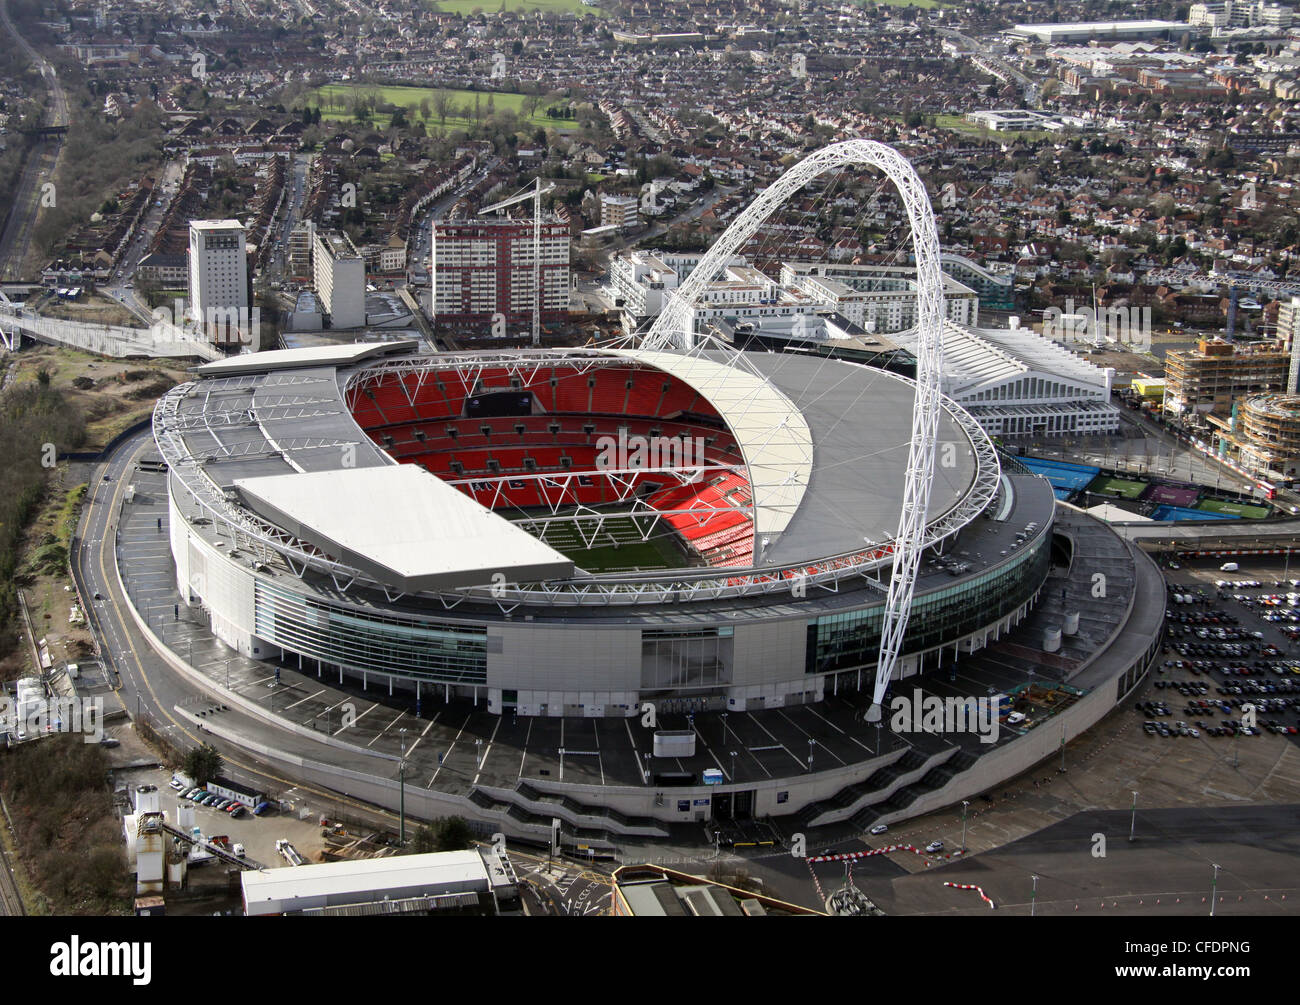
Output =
[
  {"x1": 1210, "y1": 391, "x2": 1300, "y2": 480},
  {"x1": 1162, "y1": 338, "x2": 1288, "y2": 420}
]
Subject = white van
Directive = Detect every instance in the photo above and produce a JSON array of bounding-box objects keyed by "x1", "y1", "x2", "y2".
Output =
[{"x1": 1220, "y1": 562, "x2": 1239, "y2": 572}]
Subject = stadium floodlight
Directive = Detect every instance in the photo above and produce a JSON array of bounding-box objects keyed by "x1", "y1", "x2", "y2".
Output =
[{"x1": 641, "y1": 140, "x2": 945, "y2": 723}]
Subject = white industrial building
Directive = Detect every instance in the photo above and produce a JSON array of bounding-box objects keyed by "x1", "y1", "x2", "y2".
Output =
[
  {"x1": 240, "y1": 848, "x2": 520, "y2": 916},
  {"x1": 892, "y1": 320, "x2": 1121, "y2": 438},
  {"x1": 780, "y1": 262, "x2": 980, "y2": 333},
  {"x1": 313, "y1": 230, "x2": 367, "y2": 329},
  {"x1": 1005, "y1": 20, "x2": 1194, "y2": 43},
  {"x1": 606, "y1": 250, "x2": 979, "y2": 337},
  {"x1": 188, "y1": 219, "x2": 250, "y2": 347},
  {"x1": 1190, "y1": 1, "x2": 1292, "y2": 29}
]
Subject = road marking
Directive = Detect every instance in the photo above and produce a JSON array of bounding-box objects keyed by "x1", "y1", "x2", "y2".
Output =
[
  {"x1": 283, "y1": 688, "x2": 326, "y2": 710},
  {"x1": 333, "y1": 702, "x2": 378, "y2": 736},
  {"x1": 403, "y1": 715, "x2": 438, "y2": 760},
  {"x1": 367, "y1": 709, "x2": 407, "y2": 748},
  {"x1": 427, "y1": 713, "x2": 472, "y2": 786},
  {"x1": 472, "y1": 718, "x2": 503, "y2": 786}
]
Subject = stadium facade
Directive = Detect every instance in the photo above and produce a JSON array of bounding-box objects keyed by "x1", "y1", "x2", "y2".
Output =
[{"x1": 156, "y1": 339, "x2": 1060, "y2": 719}]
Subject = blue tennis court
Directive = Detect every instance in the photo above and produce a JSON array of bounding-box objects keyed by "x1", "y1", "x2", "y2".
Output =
[
  {"x1": 1019, "y1": 456, "x2": 1100, "y2": 495},
  {"x1": 1149, "y1": 504, "x2": 1239, "y2": 522}
]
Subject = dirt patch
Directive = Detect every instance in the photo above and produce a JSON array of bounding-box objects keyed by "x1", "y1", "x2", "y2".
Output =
[
  {"x1": 36, "y1": 292, "x2": 140, "y2": 328},
  {"x1": 5, "y1": 346, "x2": 187, "y2": 451}
]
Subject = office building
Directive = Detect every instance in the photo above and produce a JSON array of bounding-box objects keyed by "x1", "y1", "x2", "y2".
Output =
[
  {"x1": 188, "y1": 219, "x2": 250, "y2": 347},
  {"x1": 313, "y1": 229, "x2": 366, "y2": 329}
]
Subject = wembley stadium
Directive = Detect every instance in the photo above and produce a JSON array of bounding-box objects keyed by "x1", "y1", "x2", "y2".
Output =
[
  {"x1": 134, "y1": 140, "x2": 1162, "y2": 830},
  {"x1": 155, "y1": 337, "x2": 1060, "y2": 719}
]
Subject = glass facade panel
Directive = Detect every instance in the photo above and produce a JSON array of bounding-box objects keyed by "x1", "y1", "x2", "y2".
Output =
[
  {"x1": 805, "y1": 536, "x2": 1051, "y2": 675},
  {"x1": 640, "y1": 626, "x2": 734, "y2": 689},
  {"x1": 255, "y1": 581, "x2": 487, "y2": 684}
]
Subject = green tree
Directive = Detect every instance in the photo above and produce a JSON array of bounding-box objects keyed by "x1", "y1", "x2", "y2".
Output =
[
  {"x1": 183, "y1": 743, "x2": 224, "y2": 785},
  {"x1": 409, "y1": 816, "x2": 473, "y2": 852}
]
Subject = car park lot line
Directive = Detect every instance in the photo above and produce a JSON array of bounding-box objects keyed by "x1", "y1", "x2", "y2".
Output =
[
  {"x1": 472, "y1": 718, "x2": 503, "y2": 786},
  {"x1": 403, "y1": 714, "x2": 439, "y2": 761},
  {"x1": 426, "y1": 713, "x2": 472, "y2": 786},
  {"x1": 776, "y1": 709, "x2": 847, "y2": 766},
  {"x1": 517, "y1": 718, "x2": 534, "y2": 780},
  {"x1": 367, "y1": 709, "x2": 408, "y2": 748},
  {"x1": 623, "y1": 718, "x2": 642, "y2": 773},
  {"x1": 333, "y1": 701, "x2": 378, "y2": 736},
  {"x1": 590, "y1": 722, "x2": 604, "y2": 786},
  {"x1": 232, "y1": 673, "x2": 279, "y2": 693},
  {"x1": 284, "y1": 688, "x2": 327, "y2": 711},
  {"x1": 747, "y1": 716, "x2": 806, "y2": 773}
]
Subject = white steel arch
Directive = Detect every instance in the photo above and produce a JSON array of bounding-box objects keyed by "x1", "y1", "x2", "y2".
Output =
[{"x1": 642, "y1": 139, "x2": 946, "y2": 719}]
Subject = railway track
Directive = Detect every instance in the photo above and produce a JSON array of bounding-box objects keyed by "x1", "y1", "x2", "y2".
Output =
[{"x1": 0, "y1": 795, "x2": 28, "y2": 916}]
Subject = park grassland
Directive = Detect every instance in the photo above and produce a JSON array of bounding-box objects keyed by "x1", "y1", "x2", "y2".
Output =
[
  {"x1": 306, "y1": 84, "x2": 575, "y2": 133},
  {"x1": 428, "y1": 0, "x2": 608, "y2": 16},
  {"x1": 932, "y1": 113, "x2": 1053, "y2": 143}
]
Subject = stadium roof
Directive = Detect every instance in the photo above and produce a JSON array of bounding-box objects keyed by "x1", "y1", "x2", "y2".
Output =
[
  {"x1": 193, "y1": 340, "x2": 418, "y2": 377},
  {"x1": 729, "y1": 351, "x2": 980, "y2": 565},
  {"x1": 609, "y1": 348, "x2": 813, "y2": 538},
  {"x1": 234, "y1": 465, "x2": 574, "y2": 591},
  {"x1": 160, "y1": 343, "x2": 996, "y2": 599}
]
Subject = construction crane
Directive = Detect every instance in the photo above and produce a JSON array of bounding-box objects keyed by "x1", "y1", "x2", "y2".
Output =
[{"x1": 477, "y1": 177, "x2": 556, "y2": 348}]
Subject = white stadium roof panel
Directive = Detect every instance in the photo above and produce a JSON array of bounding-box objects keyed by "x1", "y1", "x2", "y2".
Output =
[
  {"x1": 609, "y1": 348, "x2": 813, "y2": 537},
  {"x1": 233, "y1": 465, "x2": 574, "y2": 592},
  {"x1": 193, "y1": 340, "x2": 419, "y2": 377}
]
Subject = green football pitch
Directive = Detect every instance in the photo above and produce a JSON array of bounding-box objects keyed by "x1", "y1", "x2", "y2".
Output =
[
  {"x1": 526, "y1": 514, "x2": 685, "y2": 573},
  {"x1": 1087, "y1": 475, "x2": 1147, "y2": 500},
  {"x1": 1197, "y1": 499, "x2": 1270, "y2": 519}
]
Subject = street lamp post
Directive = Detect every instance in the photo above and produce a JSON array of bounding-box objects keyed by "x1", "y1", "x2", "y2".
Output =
[
  {"x1": 730, "y1": 750, "x2": 737, "y2": 783},
  {"x1": 1129, "y1": 790, "x2": 1138, "y2": 842},
  {"x1": 807, "y1": 739, "x2": 815, "y2": 773},
  {"x1": 1210, "y1": 863, "x2": 1220, "y2": 917},
  {"x1": 961, "y1": 800, "x2": 969, "y2": 852},
  {"x1": 1031, "y1": 874, "x2": 1039, "y2": 917}
]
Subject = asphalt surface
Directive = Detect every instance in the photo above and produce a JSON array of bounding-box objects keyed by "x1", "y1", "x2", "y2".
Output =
[
  {"x1": 869, "y1": 803, "x2": 1300, "y2": 916},
  {"x1": 71, "y1": 434, "x2": 410, "y2": 829}
]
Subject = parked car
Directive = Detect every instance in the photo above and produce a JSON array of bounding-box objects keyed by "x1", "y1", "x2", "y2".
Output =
[
  {"x1": 252, "y1": 801, "x2": 271, "y2": 816},
  {"x1": 228, "y1": 804, "x2": 245, "y2": 818},
  {"x1": 869, "y1": 824, "x2": 888, "y2": 835},
  {"x1": 925, "y1": 840, "x2": 944, "y2": 853},
  {"x1": 233, "y1": 843, "x2": 246, "y2": 858},
  {"x1": 98, "y1": 737, "x2": 120, "y2": 748}
]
